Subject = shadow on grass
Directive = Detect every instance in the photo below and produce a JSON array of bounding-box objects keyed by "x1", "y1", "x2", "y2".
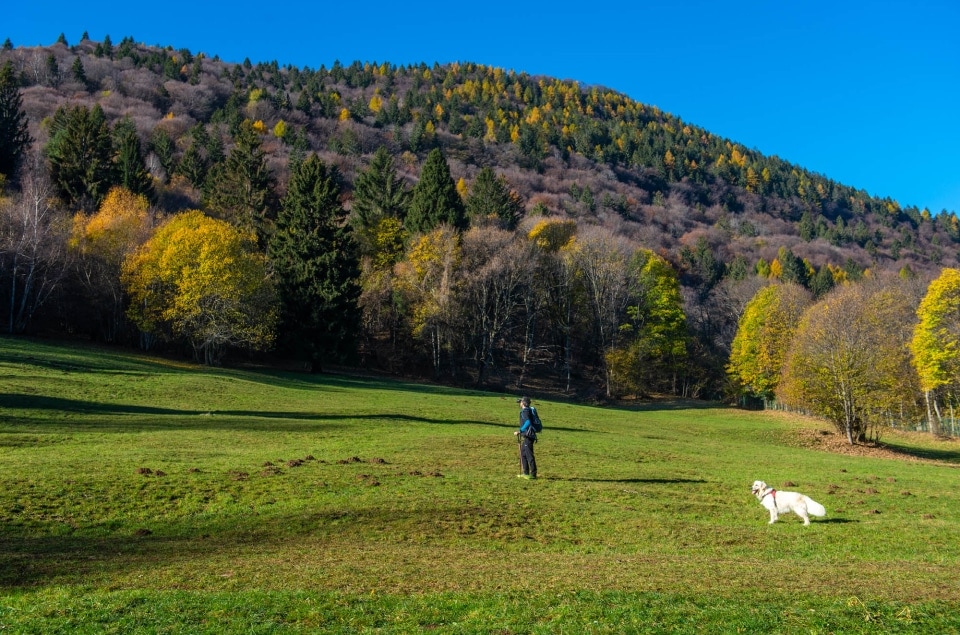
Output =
[
  {"x1": 0, "y1": 393, "x2": 526, "y2": 432},
  {"x1": 554, "y1": 477, "x2": 707, "y2": 484},
  {"x1": 817, "y1": 518, "x2": 859, "y2": 524},
  {"x1": 881, "y1": 442, "x2": 960, "y2": 464}
]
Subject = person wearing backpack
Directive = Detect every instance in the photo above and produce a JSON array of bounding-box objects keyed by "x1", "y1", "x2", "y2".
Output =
[{"x1": 514, "y1": 395, "x2": 539, "y2": 479}]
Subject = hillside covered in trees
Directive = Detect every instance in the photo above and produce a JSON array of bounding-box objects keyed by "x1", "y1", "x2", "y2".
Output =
[{"x1": 2, "y1": 33, "x2": 959, "y2": 413}]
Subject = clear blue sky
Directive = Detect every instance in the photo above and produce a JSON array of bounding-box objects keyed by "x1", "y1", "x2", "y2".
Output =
[{"x1": 8, "y1": 1, "x2": 960, "y2": 214}]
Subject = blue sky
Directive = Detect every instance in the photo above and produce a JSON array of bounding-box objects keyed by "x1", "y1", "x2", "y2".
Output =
[{"x1": 8, "y1": 1, "x2": 960, "y2": 214}]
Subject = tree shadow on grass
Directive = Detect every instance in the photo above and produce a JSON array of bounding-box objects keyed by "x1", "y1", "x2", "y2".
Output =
[
  {"x1": 552, "y1": 477, "x2": 707, "y2": 484},
  {"x1": 0, "y1": 393, "x2": 528, "y2": 433},
  {"x1": 880, "y1": 442, "x2": 960, "y2": 464}
]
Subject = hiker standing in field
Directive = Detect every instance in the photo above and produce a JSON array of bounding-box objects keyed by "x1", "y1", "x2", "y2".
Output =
[{"x1": 514, "y1": 395, "x2": 537, "y2": 479}]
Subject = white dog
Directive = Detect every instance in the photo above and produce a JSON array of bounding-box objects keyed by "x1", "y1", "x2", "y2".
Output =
[{"x1": 751, "y1": 480, "x2": 826, "y2": 525}]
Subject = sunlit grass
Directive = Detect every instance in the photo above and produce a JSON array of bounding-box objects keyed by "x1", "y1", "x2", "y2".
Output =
[{"x1": 2, "y1": 336, "x2": 960, "y2": 632}]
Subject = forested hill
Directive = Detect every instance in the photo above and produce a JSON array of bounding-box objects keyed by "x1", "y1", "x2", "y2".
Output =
[
  {"x1": 5, "y1": 35, "x2": 957, "y2": 274},
  {"x1": 1, "y1": 34, "x2": 958, "y2": 398}
]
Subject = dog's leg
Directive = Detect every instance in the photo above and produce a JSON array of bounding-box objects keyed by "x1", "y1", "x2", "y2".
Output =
[{"x1": 768, "y1": 508, "x2": 778, "y2": 524}]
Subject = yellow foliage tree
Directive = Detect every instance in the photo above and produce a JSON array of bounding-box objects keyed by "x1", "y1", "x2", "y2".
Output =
[
  {"x1": 528, "y1": 218, "x2": 576, "y2": 252},
  {"x1": 121, "y1": 210, "x2": 277, "y2": 365},
  {"x1": 911, "y1": 268, "x2": 960, "y2": 433},
  {"x1": 69, "y1": 186, "x2": 153, "y2": 340}
]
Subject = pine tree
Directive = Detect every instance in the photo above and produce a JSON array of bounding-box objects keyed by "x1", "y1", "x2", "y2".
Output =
[
  {"x1": 203, "y1": 119, "x2": 276, "y2": 247},
  {"x1": 406, "y1": 148, "x2": 466, "y2": 234},
  {"x1": 112, "y1": 117, "x2": 153, "y2": 199},
  {"x1": 268, "y1": 155, "x2": 361, "y2": 371},
  {"x1": 45, "y1": 103, "x2": 115, "y2": 209},
  {"x1": 0, "y1": 61, "x2": 31, "y2": 184},
  {"x1": 350, "y1": 146, "x2": 410, "y2": 256},
  {"x1": 465, "y1": 167, "x2": 523, "y2": 230}
]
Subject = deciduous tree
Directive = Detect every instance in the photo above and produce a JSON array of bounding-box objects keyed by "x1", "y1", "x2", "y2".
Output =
[
  {"x1": 68, "y1": 186, "x2": 152, "y2": 341},
  {"x1": 121, "y1": 210, "x2": 277, "y2": 364},
  {"x1": 607, "y1": 249, "x2": 688, "y2": 397},
  {"x1": 778, "y1": 279, "x2": 921, "y2": 444},
  {"x1": 0, "y1": 164, "x2": 69, "y2": 333},
  {"x1": 728, "y1": 283, "x2": 812, "y2": 404},
  {"x1": 911, "y1": 268, "x2": 960, "y2": 434}
]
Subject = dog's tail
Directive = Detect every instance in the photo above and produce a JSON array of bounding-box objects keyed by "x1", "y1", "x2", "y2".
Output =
[{"x1": 804, "y1": 496, "x2": 826, "y2": 517}]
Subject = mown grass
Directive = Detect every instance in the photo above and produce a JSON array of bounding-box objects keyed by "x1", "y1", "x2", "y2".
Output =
[{"x1": 2, "y1": 336, "x2": 960, "y2": 633}]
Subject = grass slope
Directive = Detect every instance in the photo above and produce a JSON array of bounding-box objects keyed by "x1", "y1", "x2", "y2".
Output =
[{"x1": 2, "y1": 337, "x2": 959, "y2": 633}]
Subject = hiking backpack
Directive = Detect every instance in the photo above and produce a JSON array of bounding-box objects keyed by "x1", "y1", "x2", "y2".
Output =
[{"x1": 529, "y1": 406, "x2": 543, "y2": 433}]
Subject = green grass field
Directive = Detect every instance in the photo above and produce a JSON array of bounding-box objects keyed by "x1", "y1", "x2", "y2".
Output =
[{"x1": 2, "y1": 337, "x2": 960, "y2": 633}]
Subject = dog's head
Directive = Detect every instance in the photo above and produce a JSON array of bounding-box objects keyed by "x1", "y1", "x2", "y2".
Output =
[{"x1": 751, "y1": 480, "x2": 767, "y2": 495}]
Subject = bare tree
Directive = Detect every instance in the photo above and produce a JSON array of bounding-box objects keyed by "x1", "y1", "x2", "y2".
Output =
[
  {"x1": 567, "y1": 226, "x2": 632, "y2": 397},
  {"x1": 0, "y1": 160, "x2": 70, "y2": 333},
  {"x1": 456, "y1": 227, "x2": 533, "y2": 386}
]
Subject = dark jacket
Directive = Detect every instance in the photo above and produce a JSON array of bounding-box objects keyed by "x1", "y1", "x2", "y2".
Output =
[{"x1": 519, "y1": 406, "x2": 537, "y2": 440}]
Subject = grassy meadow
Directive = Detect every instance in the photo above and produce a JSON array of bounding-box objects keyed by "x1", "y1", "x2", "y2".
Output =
[{"x1": 2, "y1": 337, "x2": 960, "y2": 633}]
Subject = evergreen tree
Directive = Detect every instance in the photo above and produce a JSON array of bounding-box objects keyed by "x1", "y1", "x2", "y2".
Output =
[
  {"x1": 350, "y1": 146, "x2": 410, "y2": 254},
  {"x1": 112, "y1": 117, "x2": 153, "y2": 198},
  {"x1": 0, "y1": 61, "x2": 31, "y2": 184},
  {"x1": 148, "y1": 127, "x2": 177, "y2": 178},
  {"x1": 71, "y1": 57, "x2": 88, "y2": 88},
  {"x1": 268, "y1": 155, "x2": 361, "y2": 371},
  {"x1": 406, "y1": 148, "x2": 466, "y2": 234},
  {"x1": 465, "y1": 167, "x2": 523, "y2": 229},
  {"x1": 45, "y1": 103, "x2": 115, "y2": 209},
  {"x1": 203, "y1": 119, "x2": 276, "y2": 247},
  {"x1": 810, "y1": 265, "x2": 835, "y2": 298}
]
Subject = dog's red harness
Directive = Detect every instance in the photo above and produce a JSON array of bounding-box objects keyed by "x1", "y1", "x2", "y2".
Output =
[{"x1": 762, "y1": 488, "x2": 777, "y2": 504}]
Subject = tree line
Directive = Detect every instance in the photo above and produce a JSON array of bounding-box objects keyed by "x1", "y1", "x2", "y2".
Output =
[
  {"x1": 728, "y1": 269, "x2": 960, "y2": 443},
  {"x1": 2, "y1": 36, "x2": 960, "y2": 423}
]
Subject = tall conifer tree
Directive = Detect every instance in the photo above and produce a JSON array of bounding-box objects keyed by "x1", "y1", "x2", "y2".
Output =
[
  {"x1": 268, "y1": 155, "x2": 361, "y2": 371},
  {"x1": 203, "y1": 119, "x2": 276, "y2": 247},
  {"x1": 405, "y1": 148, "x2": 466, "y2": 234},
  {"x1": 0, "y1": 61, "x2": 30, "y2": 184}
]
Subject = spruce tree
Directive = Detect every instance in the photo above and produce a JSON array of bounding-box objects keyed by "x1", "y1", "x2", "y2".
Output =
[
  {"x1": 268, "y1": 155, "x2": 361, "y2": 371},
  {"x1": 350, "y1": 146, "x2": 410, "y2": 255},
  {"x1": 406, "y1": 148, "x2": 466, "y2": 234},
  {"x1": 45, "y1": 104, "x2": 115, "y2": 209},
  {"x1": 0, "y1": 61, "x2": 31, "y2": 184},
  {"x1": 112, "y1": 117, "x2": 153, "y2": 198},
  {"x1": 465, "y1": 167, "x2": 523, "y2": 229},
  {"x1": 203, "y1": 119, "x2": 276, "y2": 247}
]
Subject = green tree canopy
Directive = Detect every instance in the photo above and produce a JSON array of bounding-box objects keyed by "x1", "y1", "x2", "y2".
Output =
[
  {"x1": 465, "y1": 167, "x2": 523, "y2": 230},
  {"x1": 350, "y1": 146, "x2": 411, "y2": 258},
  {"x1": 112, "y1": 117, "x2": 153, "y2": 199},
  {"x1": 0, "y1": 61, "x2": 31, "y2": 184},
  {"x1": 727, "y1": 283, "x2": 812, "y2": 402},
  {"x1": 203, "y1": 119, "x2": 276, "y2": 247},
  {"x1": 405, "y1": 148, "x2": 466, "y2": 234},
  {"x1": 45, "y1": 104, "x2": 115, "y2": 209},
  {"x1": 268, "y1": 155, "x2": 361, "y2": 371}
]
